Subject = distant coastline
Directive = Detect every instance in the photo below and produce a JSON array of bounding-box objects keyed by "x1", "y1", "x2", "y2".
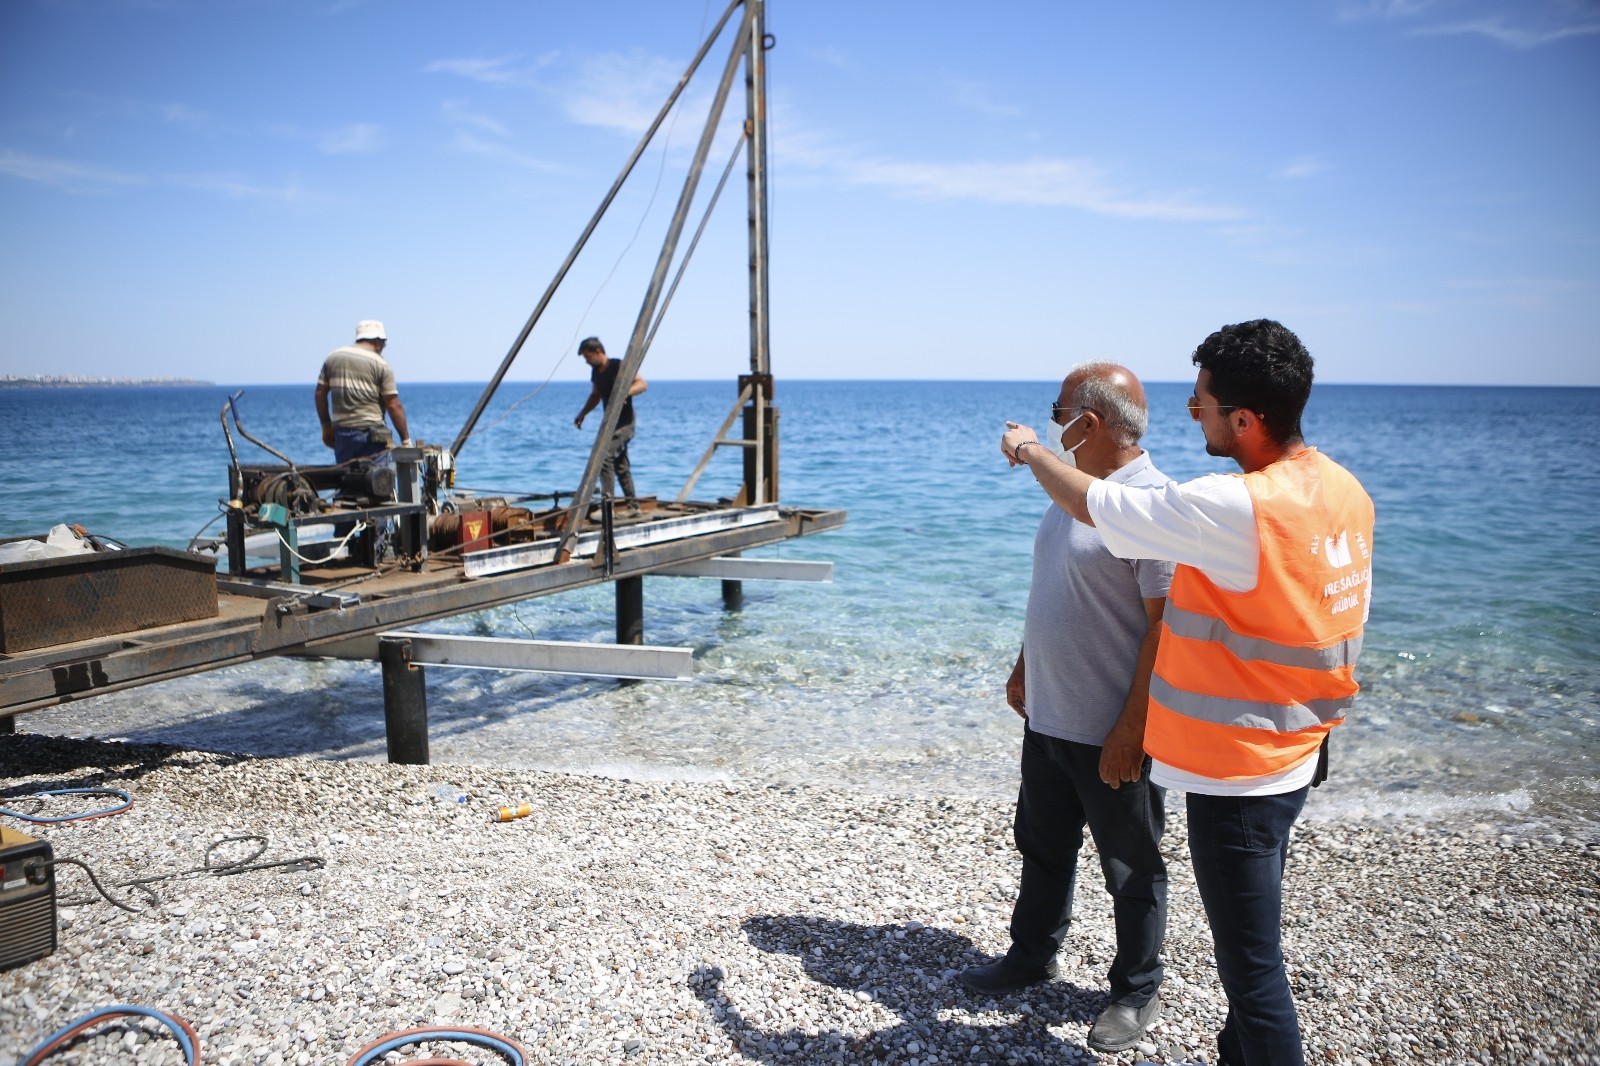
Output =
[{"x1": 0, "y1": 374, "x2": 214, "y2": 388}]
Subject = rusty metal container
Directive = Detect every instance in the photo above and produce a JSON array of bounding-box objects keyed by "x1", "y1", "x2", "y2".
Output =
[{"x1": 0, "y1": 543, "x2": 218, "y2": 653}]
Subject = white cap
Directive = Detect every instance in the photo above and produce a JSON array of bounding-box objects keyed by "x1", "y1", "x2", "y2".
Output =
[{"x1": 355, "y1": 319, "x2": 387, "y2": 341}]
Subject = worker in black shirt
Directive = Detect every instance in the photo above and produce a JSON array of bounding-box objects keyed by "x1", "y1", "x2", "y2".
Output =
[{"x1": 574, "y1": 337, "x2": 648, "y2": 514}]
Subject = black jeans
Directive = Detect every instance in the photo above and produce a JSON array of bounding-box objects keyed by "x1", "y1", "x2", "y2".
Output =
[
  {"x1": 600, "y1": 422, "x2": 636, "y2": 502},
  {"x1": 1187, "y1": 787, "x2": 1309, "y2": 1066},
  {"x1": 1009, "y1": 724, "x2": 1167, "y2": 1006}
]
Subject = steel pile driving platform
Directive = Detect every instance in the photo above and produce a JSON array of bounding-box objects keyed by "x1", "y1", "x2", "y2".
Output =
[{"x1": 0, "y1": 501, "x2": 842, "y2": 721}]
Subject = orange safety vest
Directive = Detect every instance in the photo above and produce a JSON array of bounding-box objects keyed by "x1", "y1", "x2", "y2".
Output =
[{"x1": 1146, "y1": 448, "x2": 1375, "y2": 781}]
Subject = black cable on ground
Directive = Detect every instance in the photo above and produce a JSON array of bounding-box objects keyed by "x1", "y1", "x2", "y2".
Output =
[
  {"x1": 46, "y1": 857, "x2": 153, "y2": 914},
  {"x1": 50, "y1": 835, "x2": 324, "y2": 913},
  {"x1": 123, "y1": 834, "x2": 326, "y2": 891}
]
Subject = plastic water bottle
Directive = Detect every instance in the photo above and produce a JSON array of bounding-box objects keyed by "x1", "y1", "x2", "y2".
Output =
[{"x1": 430, "y1": 784, "x2": 467, "y2": 804}]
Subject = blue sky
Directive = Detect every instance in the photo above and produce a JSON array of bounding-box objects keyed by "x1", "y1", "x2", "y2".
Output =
[{"x1": 2, "y1": 0, "x2": 1596, "y2": 387}]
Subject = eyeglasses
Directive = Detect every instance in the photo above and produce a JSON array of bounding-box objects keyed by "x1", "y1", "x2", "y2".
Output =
[
  {"x1": 1051, "y1": 403, "x2": 1101, "y2": 422},
  {"x1": 1186, "y1": 396, "x2": 1236, "y2": 421}
]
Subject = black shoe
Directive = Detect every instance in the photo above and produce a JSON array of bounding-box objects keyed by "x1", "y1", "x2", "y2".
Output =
[
  {"x1": 1087, "y1": 995, "x2": 1161, "y2": 1052},
  {"x1": 957, "y1": 953, "x2": 1058, "y2": 994}
]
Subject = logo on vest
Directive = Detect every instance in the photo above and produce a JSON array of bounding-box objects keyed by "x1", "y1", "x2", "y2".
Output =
[{"x1": 1314, "y1": 530, "x2": 1353, "y2": 569}]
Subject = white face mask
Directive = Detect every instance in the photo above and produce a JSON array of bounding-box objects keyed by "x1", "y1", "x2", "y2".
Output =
[{"x1": 1045, "y1": 412, "x2": 1087, "y2": 466}]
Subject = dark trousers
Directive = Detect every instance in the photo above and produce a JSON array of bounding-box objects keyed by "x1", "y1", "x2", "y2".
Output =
[
  {"x1": 331, "y1": 428, "x2": 392, "y2": 557},
  {"x1": 1187, "y1": 787, "x2": 1309, "y2": 1066},
  {"x1": 600, "y1": 423, "x2": 636, "y2": 502},
  {"x1": 1009, "y1": 725, "x2": 1167, "y2": 1006},
  {"x1": 333, "y1": 426, "x2": 387, "y2": 465}
]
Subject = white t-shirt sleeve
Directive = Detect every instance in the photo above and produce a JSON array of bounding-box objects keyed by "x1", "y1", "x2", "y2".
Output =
[{"x1": 1085, "y1": 473, "x2": 1259, "y2": 593}]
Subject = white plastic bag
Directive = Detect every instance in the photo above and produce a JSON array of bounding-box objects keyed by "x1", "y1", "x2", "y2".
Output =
[{"x1": 0, "y1": 524, "x2": 96, "y2": 564}]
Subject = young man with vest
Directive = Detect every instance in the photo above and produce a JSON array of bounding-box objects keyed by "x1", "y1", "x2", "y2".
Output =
[{"x1": 1001, "y1": 319, "x2": 1374, "y2": 1066}]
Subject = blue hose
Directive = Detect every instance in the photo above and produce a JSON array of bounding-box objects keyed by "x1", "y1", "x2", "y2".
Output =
[
  {"x1": 349, "y1": 1028, "x2": 527, "y2": 1066},
  {"x1": 0, "y1": 787, "x2": 134, "y2": 823},
  {"x1": 24, "y1": 1004, "x2": 198, "y2": 1065}
]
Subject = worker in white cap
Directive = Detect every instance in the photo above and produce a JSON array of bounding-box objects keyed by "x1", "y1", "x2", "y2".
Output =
[{"x1": 315, "y1": 319, "x2": 411, "y2": 463}]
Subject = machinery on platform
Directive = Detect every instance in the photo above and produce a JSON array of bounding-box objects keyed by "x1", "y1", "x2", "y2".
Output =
[{"x1": 217, "y1": 389, "x2": 458, "y2": 580}]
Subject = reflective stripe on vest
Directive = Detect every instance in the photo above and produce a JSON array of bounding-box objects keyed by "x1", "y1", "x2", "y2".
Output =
[
  {"x1": 1162, "y1": 602, "x2": 1364, "y2": 671},
  {"x1": 1149, "y1": 674, "x2": 1353, "y2": 733}
]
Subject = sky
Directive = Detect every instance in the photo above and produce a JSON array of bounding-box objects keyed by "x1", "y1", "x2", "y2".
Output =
[{"x1": 1, "y1": 0, "x2": 1597, "y2": 388}]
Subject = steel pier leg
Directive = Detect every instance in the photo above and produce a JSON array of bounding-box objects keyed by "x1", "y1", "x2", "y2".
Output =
[
  {"x1": 380, "y1": 637, "x2": 429, "y2": 764},
  {"x1": 721, "y1": 550, "x2": 743, "y2": 612},
  {"x1": 616, "y1": 576, "x2": 644, "y2": 687},
  {"x1": 617, "y1": 576, "x2": 644, "y2": 646}
]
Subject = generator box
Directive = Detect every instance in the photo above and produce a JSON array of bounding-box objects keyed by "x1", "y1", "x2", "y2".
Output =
[
  {"x1": 0, "y1": 541, "x2": 218, "y2": 653},
  {"x1": 0, "y1": 825, "x2": 56, "y2": 973}
]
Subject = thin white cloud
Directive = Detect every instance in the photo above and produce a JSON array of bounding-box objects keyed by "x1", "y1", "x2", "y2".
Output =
[
  {"x1": 805, "y1": 45, "x2": 852, "y2": 69},
  {"x1": 947, "y1": 78, "x2": 1022, "y2": 120},
  {"x1": 0, "y1": 149, "x2": 143, "y2": 191},
  {"x1": 1337, "y1": 0, "x2": 1443, "y2": 20},
  {"x1": 158, "y1": 103, "x2": 216, "y2": 133},
  {"x1": 563, "y1": 52, "x2": 694, "y2": 135},
  {"x1": 1412, "y1": 15, "x2": 1600, "y2": 46},
  {"x1": 1211, "y1": 222, "x2": 1305, "y2": 246},
  {"x1": 1337, "y1": 0, "x2": 1600, "y2": 48},
  {"x1": 1447, "y1": 276, "x2": 1587, "y2": 309},
  {"x1": 318, "y1": 122, "x2": 383, "y2": 155},
  {"x1": 1273, "y1": 155, "x2": 1330, "y2": 180},
  {"x1": 556, "y1": 50, "x2": 1239, "y2": 222},
  {"x1": 774, "y1": 120, "x2": 1244, "y2": 221},
  {"x1": 166, "y1": 172, "x2": 313, "y2": 202},
  {"x1": 441, "y1": 100, "x2": 511, "y2": 139},
  {"x1": 449, "y1": 132, "x2": 565, "y2": 173},
  {"x1": 2, "y1": 147, "x2": 318, "y2": 203},
  {"x1": 438, "y1": 99, "x2": 563, "y2": 171},
  {"x1": 839, "y1": 156, "x2": 1244, "y2": 220},
  {"x1": 425, "y1": 53, "x2": 558, "y2": 88}
]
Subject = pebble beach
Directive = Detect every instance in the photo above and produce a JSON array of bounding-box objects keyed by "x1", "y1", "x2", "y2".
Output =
[{"x1": 2, "y1": 733, "x2": 1597, "y2": 1066}]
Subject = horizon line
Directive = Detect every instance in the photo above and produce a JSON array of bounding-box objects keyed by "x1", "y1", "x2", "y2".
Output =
[{"x1": 3, "y1": 377, "x2": 1597, "y2": 389}]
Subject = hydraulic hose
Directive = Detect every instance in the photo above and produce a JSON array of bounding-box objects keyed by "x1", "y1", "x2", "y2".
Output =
[
  {"x1": 346, "y1": 1026, "x2": 527, "y2": 1066},
  {"x1": 23, "y1": 1005, "x2": 200, "y2": 1066},
  {"x1": 0, "y1": 787, "x2": 134, "y2": 824}
]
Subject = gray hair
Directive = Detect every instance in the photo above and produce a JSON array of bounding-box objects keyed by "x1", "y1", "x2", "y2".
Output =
[{"x1": 1069, "y1": 361, "x2": 1148, "y2": 446}]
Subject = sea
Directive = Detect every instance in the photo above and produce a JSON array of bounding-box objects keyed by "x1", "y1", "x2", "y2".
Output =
[{"x1": 2, "y1": 381, "x2": 1597, "y2": 836}]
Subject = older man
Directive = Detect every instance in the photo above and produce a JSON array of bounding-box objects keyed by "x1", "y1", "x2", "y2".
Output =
[
  {"x1": 315, "y1": 319, "x2": 410, "y2": 464},
  {"x1": 1001, "y1": 320, "x2": 1375, "y2": 1066},
  {"x1": 960, "y1": 362, "x2": 1171, "y2": 1054}
]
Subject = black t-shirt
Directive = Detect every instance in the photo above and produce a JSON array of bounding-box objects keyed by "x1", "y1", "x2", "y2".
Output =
[{"x1": 591, "y1": 357, "x2": 635, "y2": 428}]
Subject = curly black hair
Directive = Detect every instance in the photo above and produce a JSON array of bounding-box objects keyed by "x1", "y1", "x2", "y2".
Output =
[{"x1": 1191, "y1": 319, "x2": 1313, "y2": 447}]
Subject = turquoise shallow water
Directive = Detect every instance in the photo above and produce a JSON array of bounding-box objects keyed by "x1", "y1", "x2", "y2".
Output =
[{"x1": 2, "y1": 381, "x2": 1597, "y2": 833}]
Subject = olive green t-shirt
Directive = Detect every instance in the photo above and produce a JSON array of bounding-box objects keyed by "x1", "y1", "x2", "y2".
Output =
[{"x1": 317, "y1": 345, "x2": 396, "y2": 429}]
